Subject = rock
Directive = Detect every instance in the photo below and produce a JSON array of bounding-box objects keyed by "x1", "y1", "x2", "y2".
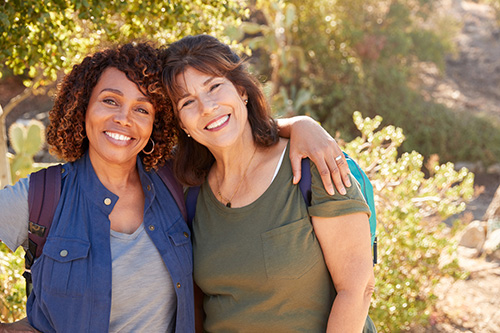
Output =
[
  {"x1": 457, "y1": 245, "x2": 481, "y2": 258},
  {"x1": 483, "y1": 185, "x2": 500, "y2": 221},
  {"x1": 487, "y1": 163, "x2": 500, "y2": 175},
  {"x1": 454, "y1": 161, "x2": 485, "y2": 174},
  {"x1": 459, "y1": 220, "x2": 486, "y2": 250},
  {"x1": 484, "y1": 228, "x2": 500, "y2": 260}
]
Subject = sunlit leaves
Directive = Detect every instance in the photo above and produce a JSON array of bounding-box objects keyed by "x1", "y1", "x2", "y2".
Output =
[
  {"x1": 0, "y1": 0, "x2": 246, "y2": 86},
  {"x1": 344, "y1": 112, "x2": 473, "y2": 331}
]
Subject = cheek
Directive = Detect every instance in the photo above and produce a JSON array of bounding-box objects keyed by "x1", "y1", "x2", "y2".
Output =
[{"x1": 178, "y1": 111, "x2": 196, "y2": 131}]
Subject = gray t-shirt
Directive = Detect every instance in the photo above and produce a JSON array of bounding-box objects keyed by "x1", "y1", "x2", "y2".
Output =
[{"x1": 0, "y1": 177, "x2": 176, "y2": 332}]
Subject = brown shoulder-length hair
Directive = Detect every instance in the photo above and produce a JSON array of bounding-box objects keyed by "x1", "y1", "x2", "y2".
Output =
[
  {"x1": 161, "y1": 34, "x2": 279, "y2": 186},
  {"x1": 46, "y1": 42, "x2": 177, "y2": 171}
]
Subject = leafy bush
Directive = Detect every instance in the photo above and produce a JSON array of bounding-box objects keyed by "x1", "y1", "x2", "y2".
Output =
[
  {"x1": 343, "y1": 112, "x2": 474, "y2": 332},
  {"x1": 0, "y1": 243, "x2": 26, "y2": 322},
  {"x1": 244, "y1": 0, "x2": 500, "y2": 166}
]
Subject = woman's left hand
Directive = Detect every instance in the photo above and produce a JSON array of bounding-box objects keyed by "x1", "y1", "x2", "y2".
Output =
[{"x1": 283, "y1": 116, "x2": 351, "y2": 195}]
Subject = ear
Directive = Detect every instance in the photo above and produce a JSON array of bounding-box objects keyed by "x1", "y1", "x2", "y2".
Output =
[{"x1": 240, "y1": 89, "x2": 248, "y2": 103}]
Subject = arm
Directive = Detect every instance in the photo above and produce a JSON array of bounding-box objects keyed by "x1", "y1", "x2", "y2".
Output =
[
  {"x1": 276, "y1": 116, "x2": 351, "y2": 196},
  {"x1": 0, "y1": 318, "x2": 40, "y2": 332},
  {"x1": 311, "y1": 213, "x2": 375, "y2": 332}
]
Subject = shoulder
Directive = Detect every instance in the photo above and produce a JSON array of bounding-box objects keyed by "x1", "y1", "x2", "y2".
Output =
[{"x1": 309, "y1": 162, "x2": 371, "y2": 218}]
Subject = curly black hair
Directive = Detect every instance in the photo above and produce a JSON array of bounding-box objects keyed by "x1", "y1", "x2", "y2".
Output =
[{"x1": 46, "y1": 42, "x2": 177, "y2": 170}]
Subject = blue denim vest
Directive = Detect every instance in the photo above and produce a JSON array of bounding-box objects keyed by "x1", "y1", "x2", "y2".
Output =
[{"x1": 27, "y1": 153, "x2": 195, "y2": 332}]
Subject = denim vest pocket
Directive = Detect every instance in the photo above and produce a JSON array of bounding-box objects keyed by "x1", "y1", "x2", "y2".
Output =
[
  {"x1": 40, "y1": 237, "x2": 90, "y2": 296},
  {"x1": 261, "y1": 217, "x2": 321, "y2": 279}
]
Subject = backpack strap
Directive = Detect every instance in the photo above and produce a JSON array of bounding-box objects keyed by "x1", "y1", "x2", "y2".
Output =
[
  {"x1": 298, "y1": 158, "x2": 312, "y2": 205},
  {"x1": 25, "y1": 164, "x2": 62, "y2": 269},
  {"x1": 185, "y1": 186, "x2": 200, "y2": 231},
  {"x1": 24, "y1": 164, "x2": 62, "y2": 297},
  {"x1": 156, "y1": 161, "x2": 187, "y2": 222}
]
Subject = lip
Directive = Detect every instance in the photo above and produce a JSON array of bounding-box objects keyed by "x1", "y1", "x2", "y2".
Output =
[{"x1": 205, "y1": 114, "x2": 230, "y2": 131}]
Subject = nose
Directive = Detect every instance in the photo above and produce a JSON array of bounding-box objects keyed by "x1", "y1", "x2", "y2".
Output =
[
  {"x1": 200, "y1": 94, "x2": 219, "y2": 116},
  {"x1": 113, "y1": 105, "x2": 133, "y2": 126}
]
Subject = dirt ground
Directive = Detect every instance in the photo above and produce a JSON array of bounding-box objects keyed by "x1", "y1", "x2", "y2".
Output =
[{"x1": 416, "y1": 1, "x2": 500, "y2": 332}]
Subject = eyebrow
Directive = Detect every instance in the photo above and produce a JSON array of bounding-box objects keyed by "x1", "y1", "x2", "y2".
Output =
[
  {"x1": 178, "y1": 76, "x2": 217, "y2": 99},
  {"x1": 100, "y1": 88, "x2": 151, "y2": 103}
]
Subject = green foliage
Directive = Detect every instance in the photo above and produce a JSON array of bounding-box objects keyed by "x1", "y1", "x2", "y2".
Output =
[
  {"x1": 0, "y1": 0, "x2": 246, "y2": 85},
  {"x1": 344, "y1": 112, "x2": 473, "y2": 332},
  {"x1": 8, "y1": 120, "x2": 46, "y2": 183},
  {"x1": 244, "y1": 0, "x2": 500, "y2": 166},
  {"x1": 0, "y1": 243, "x2": 26, "y2": 322}
]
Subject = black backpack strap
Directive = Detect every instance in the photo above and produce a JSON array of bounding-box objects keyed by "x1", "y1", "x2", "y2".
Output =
[{"x1": 156, "y1": 161, "x2": 187, "y2": 222}]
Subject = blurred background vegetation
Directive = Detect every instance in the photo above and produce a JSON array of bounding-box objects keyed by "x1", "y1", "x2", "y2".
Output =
[{"x1": 1, "y1": 0, "x2": 499, "y2": 331}]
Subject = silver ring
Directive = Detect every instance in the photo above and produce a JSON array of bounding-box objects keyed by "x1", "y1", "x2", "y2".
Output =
[{"x1": 335, "y1": 155, "x2": 342, "y2": 161}]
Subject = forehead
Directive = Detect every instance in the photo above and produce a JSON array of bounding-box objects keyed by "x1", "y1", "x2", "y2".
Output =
[{"x1": 94, "y1": 67, "x2": 149, "y2": 100}]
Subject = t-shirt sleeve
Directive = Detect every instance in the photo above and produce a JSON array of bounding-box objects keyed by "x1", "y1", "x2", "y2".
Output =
[
  {"x1": 308, "y1": 162, "x2": 371, "y2": 218},
  {"x1": 0, "y1": 176, "x2": 30, "y2": 251}
]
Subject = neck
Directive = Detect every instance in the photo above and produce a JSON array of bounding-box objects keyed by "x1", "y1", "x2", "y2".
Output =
[
  {"x1": 88, "y1": 152, "x2": 140, "y2": 192},
  {"x1": 209, "y1": 127, "x2": 257, "y2": 178}
]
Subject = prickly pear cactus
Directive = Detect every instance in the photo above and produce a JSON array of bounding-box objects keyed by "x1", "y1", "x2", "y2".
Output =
[{"x1": 8, "y1": 119, "x2": 46, "y2": 182}]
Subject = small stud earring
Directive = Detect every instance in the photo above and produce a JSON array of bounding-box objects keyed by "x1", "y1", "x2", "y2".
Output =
[{"x1": 244, "y1": 99, "x2": 248, "y2": 105}]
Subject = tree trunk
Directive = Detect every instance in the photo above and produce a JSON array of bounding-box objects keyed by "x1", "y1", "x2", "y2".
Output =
[{"x1": 0, "y1": 104, "x2": 12, "y2": 187}]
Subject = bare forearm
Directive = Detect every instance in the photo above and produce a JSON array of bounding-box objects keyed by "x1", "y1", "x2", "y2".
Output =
[{"x1": 326, "y1": 288, "x2": 373, "y2": 332}]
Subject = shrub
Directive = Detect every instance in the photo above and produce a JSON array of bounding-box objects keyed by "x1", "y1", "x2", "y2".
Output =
[
  {"x1": 0, "y1": 243, "x2": 26, "y2": 322},
  {"x1": 343, "y1": 112, "x2": 474, "y2": 332}
]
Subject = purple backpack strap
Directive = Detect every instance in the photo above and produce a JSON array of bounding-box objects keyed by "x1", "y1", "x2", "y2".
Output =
[
  {"x1": 298, "y1": 158, "x2": 312, "y2": 205},
  {"x1": 25, "y1": 164, "x2": 62, "y2": 268},
  {"x1": 156, "y1": 161, "x2": 187, "y2": 222}
]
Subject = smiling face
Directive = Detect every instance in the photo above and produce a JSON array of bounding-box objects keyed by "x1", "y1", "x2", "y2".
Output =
[
  {"x1": 85, "y1": 67, "x2": 155, "y2": 168},
  {"x1": 175, "y1": 67, "x2": 249, "y2": 151}
]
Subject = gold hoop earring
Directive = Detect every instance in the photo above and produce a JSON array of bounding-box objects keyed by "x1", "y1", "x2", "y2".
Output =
[{"x1": 142, "y1": 138, "x2": 155, "y2": 155}]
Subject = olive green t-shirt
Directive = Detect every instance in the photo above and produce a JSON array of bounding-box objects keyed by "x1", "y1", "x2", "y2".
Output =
[{"x1": 192, "y1": 143, "x2": 372, "y2": 332}]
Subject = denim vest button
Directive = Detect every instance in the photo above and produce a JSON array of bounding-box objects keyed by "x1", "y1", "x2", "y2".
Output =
[
  {"x1": 60, "y1": 250, "x2": 68, "y2": 257},
  {"x1": 147, "y1": 185, "x2": 152, "y2": 191},
  {"x1": 176, "y1": 283, "x2": 181, "y2": 288},
  {"x1": 183, "y1": 232, "x2": 189, "y2": 238},
  {"x1": 104, "y1": 198, "x2": 112, "y2": 206},
  {"x1": 149, "y1": 225, "x2": 155, "y2": 231}
]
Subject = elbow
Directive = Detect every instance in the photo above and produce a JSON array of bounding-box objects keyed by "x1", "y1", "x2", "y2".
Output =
[{"x1": 364, "y1": 273, "x2": 375, "y2": 303}]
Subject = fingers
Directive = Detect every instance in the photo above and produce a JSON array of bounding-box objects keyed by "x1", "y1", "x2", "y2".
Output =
[
  {"x1": 315, "y1": 158, "x2": 336, "y2": 196},
  {"x1": 334, "y1": 153, "x2": 351, "y2": 190},
  {"x1": 324, "y1": 154, "x2": 346, "y2": 196},
  {"x1": 290, "y1": 154, "x2": 302, "y2": 184}
]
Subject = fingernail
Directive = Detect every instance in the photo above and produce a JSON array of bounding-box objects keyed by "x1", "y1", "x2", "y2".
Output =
[
  {"x1": 340, "y1": 187, "x2": 347, "y2": 195},
  {"x1": 293, "y1": 175, "x2": 298, "y2": 184},
  {"x1": 346, "y1": 179, "x2": 351, "y2": 187}
]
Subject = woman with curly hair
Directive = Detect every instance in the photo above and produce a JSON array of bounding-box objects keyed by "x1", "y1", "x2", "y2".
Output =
[
  {"x1": 0, "y1": 40, "x2": 349, "y2": 332},
  {"x1": 0, "y1": 42, "x2": 193, "y2": 332}
]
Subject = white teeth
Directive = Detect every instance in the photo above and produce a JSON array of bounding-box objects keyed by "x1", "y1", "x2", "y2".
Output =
[
  {"x1": 106, "y1": 132, "x2": 132, "y2": 141},
  {"x1": 206, "y1": 115, "x2": 229, "y2": 130}
]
